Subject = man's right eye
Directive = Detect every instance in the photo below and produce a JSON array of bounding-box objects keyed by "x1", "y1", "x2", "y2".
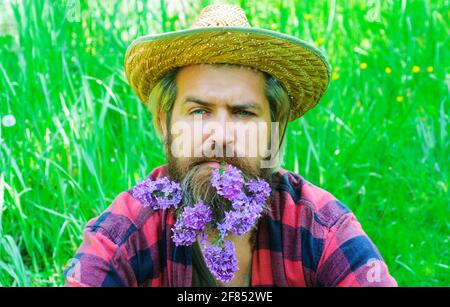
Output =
[{"x1": 190, "y1": 109, "x2": 207, "y2": 115}]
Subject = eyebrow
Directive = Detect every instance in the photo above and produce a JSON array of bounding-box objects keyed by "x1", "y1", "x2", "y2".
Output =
[{"x1": 184, "y1": 96, "x2": 262, "y2": 112}]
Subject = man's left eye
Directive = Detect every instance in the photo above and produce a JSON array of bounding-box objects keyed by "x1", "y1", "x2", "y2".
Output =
[{"x1": 235, "y1": 110, "x2": 255, "y2": 116}]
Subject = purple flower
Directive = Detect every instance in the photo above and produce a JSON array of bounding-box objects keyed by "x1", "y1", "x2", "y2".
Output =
[
  {"x1": 211, "y1": 167, "x2": 271, "y2": 238},
  {"x1": 219, "y1": 199, "x2": 263, "y2": 237},
  {"x1": 153, "y1": 178, "x2": 182, "y2": 210},
  {"x1": 171, "y1": 223, "x2": 198, "y2": 246},
  {"x1": 217, "y1": 221, "x2": 229, "y2": 239},
  {"x1": 221, "y1": 210, "x2": 246, "y2": 236},
  {"x1": 246, "y1": 179, "x2": 271, "y2": 205},
  {"x1": 179, "y1": 201, "x2": 212, "y2": 232},
  {"x1": 203, "y1": 240, "x2": 238, "y2": 283},
  {"x1": 132, "y1": 177, "x2": 182, "y2": 210},
  {"x1": 211, "y1": 164, "x2": 245, "y2": 201},
  {"x1": 172, "y1": 201, "x2": 212, "y2": 246},
  {"x1": 231, "y1": 198, "x2": 248, "y2": 211}
]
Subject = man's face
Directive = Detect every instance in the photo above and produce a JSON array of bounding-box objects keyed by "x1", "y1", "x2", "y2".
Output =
[{"x1": 160, "y1": 64, "x2": 274, "y2": 220}]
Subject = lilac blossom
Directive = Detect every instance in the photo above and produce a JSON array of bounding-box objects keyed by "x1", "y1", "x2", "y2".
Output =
[
  {"x1": 219, "y1": 197, "x2": 264, "y2": 237},
  {"x1": 171, "y1": 224, "x2": 198, "y2": 246},
  {"x1": 212, "y1": 166, "x2": 271, "y2": 237},
  {"x1": 203, "y1": 240, "x2": 238, "y2": 283},
  {"x1": 179, "y1": 201, "x2": 212, "y2": 231},
  {"x1": 132, "y1": 176, "x2": 182, "y2": 210},
  {"x1": 172, "y1": 202, "x2": 212, "y2": 246},
  {"x1": 245, "y1": 178, "x2": 271, "y2": 205},
  {"x1": 211, "y1": 164, "x2": 245, "y2": 201}
]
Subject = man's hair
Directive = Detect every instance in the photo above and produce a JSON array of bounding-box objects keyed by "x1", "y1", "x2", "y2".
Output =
[{"x1": 146, "y1": 64, "x2": 290, "y2": 166}]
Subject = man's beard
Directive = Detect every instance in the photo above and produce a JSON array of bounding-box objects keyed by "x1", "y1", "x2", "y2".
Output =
[{"x1": 164, "y1": 135, "x2": 276, "y2": 224}]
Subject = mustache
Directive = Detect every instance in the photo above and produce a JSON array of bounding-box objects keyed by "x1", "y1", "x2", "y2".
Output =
[{"x1": 180, "y1": 156, "x2": 258, "y2": 176}]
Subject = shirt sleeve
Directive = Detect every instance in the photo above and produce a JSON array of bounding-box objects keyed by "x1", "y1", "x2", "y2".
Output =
[
  {"x1": 63, "y1": 223, "x2": 137, "y2": 287},
  {"x1": 316, "y1": 212, "x2": 398, "y2": 287}
]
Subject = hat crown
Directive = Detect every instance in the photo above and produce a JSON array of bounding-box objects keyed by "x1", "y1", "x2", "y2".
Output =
[{"x1": 190, "y1": 4, "x2": 250, "y2": 29}]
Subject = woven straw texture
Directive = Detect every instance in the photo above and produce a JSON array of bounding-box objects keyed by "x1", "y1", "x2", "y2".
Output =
[{"x1": 124, "y1": 4, "x2": 331, "y2": 122}]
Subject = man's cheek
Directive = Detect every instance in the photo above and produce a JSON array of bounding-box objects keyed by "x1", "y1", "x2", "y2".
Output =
[
  {"x1": 260, "y1": 122, "x2": 281, "y2": 169},
  {"x1": 170, "y1": 121, "x2": 194, "y2": 158},
  {"x1": 234, "y1": 122, "x2": 268, "y2": 158}
]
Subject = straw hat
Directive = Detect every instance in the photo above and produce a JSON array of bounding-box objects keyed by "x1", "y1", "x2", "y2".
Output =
[{"x1": 124, "y1": 3, "x2": 331, "y2": 122}]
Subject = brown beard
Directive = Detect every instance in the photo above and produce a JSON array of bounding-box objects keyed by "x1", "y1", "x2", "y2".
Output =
[{"x1": 164, "y1": 134, "x2": 276, "y2": 223}]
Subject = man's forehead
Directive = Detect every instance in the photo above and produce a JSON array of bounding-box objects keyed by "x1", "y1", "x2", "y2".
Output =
[
  {"x1": 176, "y1": 64, "x2": 266, "y2": 85},
  {"x1": 175, "y1": 64, "x2": 268, "y2": 107}
]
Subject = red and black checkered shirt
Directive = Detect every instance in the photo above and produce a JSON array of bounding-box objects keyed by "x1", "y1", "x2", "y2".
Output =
[{"x1": 64, "y1": 164, "x2": 397, "y2": 287}]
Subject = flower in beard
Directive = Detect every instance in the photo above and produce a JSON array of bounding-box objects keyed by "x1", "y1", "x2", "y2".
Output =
[
  {"x1": 219, "y1": 210, "x2": 245, "y2": 237},
  {"x1": 211, "y1": 164, "x2": 245, "y2": 201},
  {"x1": 214, "y1": 171, "x2": 271, "y2": 238},
  {"x1": 171, "y1": 225, "x2": 198, "y2": 246},
  {"x1": 203, "y1": 240, "x2": 238, "y2": 283},
  {"x1": 132, "y1": 177, "x2": 182, "y2": 210},
  {"x1": 219, "y1": 195, "x2": 265, "y2": 237},
  {"x1": 172, "y1": 201, "x2": 212, "y2": 246},
  {"x1": 245, "y1": 179, "x2": 271, "y2": 205}
]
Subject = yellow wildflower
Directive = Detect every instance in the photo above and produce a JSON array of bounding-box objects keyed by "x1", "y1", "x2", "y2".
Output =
[
  {"x1": 412, "y1": 65, "x2": 421, "y2": 73},
  {"x1": 304, "y1": 14, "x2": 312, "y2": 21}
]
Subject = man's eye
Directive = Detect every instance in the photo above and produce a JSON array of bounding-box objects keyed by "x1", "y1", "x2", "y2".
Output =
[
  {"x1": 190, "y1": 109, "x2": 207, "y2": 115},
  {"x1": 235, "y1": 110, "x2": 255, "y2": 117}
]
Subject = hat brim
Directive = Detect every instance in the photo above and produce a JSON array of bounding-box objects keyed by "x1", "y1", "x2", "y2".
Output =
[{"x1": 124, "y1": 26, "x2": 331, "y2": 122}]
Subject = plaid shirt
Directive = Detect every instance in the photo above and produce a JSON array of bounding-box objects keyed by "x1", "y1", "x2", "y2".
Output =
[{"x1": 64, "y1": 165, "x2": 397, "y2": 287}]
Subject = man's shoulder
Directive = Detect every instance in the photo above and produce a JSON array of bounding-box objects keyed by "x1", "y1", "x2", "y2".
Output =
[
  {"x1": 276, "y1": 168, "x2": 352, "y2": 229},
  {"x1": 84, "y1": 165, "x2": 171, "y2": 246}
]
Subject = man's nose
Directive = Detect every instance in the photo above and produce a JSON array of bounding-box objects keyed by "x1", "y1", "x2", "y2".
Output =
[{"x1": 205, "y1": 111, "x2": 235, "y2": 155}]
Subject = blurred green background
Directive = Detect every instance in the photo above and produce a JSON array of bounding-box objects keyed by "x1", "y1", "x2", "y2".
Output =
[{"x1": 0, "y1": 0, "x2": 448, "y2": 286}]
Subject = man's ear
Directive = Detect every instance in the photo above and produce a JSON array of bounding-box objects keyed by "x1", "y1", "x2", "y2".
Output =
[{"x1": 159, "y1": 111, "x2": 168, "y2": 142}]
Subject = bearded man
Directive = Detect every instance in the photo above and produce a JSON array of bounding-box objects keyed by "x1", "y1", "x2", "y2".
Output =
[{"x1": 64, "y1": 4, "x2": 397, "y2": 287}]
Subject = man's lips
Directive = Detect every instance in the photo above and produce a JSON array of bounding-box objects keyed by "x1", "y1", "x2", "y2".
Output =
[
  {"x1": 194, "y1": 160, "x2": 237, "y2": 169},
  {"x1": 203, "y1": 161, "x2": 221, "y2": 168}
]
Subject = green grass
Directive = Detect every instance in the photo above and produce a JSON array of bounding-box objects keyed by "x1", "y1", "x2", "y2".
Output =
[{"x1": 0, "y1": 0, "x2": 448, "y2": 286}]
